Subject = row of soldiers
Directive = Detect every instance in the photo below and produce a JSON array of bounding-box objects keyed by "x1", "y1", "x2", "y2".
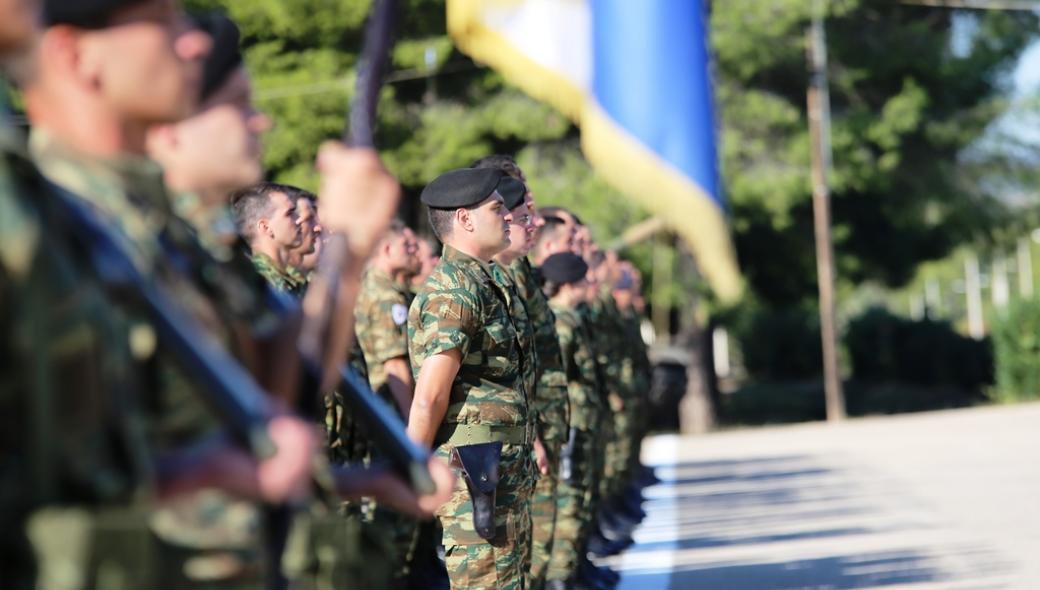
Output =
[{"x1": 0, "y1": 1, "x2": 657, "y2": 589}]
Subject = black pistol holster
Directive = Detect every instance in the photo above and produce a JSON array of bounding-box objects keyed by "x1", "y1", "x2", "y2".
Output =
[{"x1": 449, "y1": 442, "x2": 503, "y2": 541}]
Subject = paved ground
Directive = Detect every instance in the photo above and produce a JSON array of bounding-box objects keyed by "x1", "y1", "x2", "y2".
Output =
[{"x1": 604, "y1": 402, "x2": 1040, "y2": 589}]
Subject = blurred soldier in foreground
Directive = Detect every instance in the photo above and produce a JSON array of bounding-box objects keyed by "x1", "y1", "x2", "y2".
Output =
[
  {"x1": 3, "y1": 0, "x2": 317, "y2": 586},
  {"x1": 12, "y1": 1, "x2": 451, "y2": 585},
  {"x1": 408, "y1": 168, "x2": 535, "y2": 590}
]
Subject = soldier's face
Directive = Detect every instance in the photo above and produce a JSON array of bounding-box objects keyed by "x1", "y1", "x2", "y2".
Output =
[
  {"x1": 467, "y1": 192, "x2": 512, "y2": 253},
  {"x1": 0, "y1": 0, "x2": 39, "y2": 53},
  {"x1": 149, "y1": 67, "x2": 270, "y2": 200},
  {"x1": 79, "y1": 0, "x2": 210, "y2": 124},
  {"x1": 263, "y1": 191, "x2": 301, "y2": 249},
  {"x1": 293, "y1": 199, "x2": 318, "y2": 256},
  {"x1": 504, "y1": 202, "x2": 535, "y2": 257},
  {"x1": 385, "y1": 228, "x2": 419, "y2": 274}
]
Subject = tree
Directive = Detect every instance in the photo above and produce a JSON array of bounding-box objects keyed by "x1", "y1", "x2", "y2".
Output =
[{"x1": 713, "y1": 1, "x2": 1038, "y2": 307}]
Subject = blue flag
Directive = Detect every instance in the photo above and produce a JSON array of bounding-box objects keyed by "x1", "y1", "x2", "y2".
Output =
[{"x1": 449, "y1": 0, "x2": 740, "y2": 299}]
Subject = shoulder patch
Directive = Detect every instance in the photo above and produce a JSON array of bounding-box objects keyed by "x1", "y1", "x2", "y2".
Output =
[{"x1": 391, "y1": 303, "x2": 408, "y2": 326}]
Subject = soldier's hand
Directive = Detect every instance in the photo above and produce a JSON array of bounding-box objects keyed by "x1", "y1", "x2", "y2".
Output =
[
  {"x1": 533, "y1": 436, "x2": 550, "y2": 475},
  {"x1": 336, "y1": 457, "x2": 455, "y2": 518},
  {"x1": 256, "y1": 414, "x2": 318, "y2": 503},
  {"x1": 315, "y1": 142, "x2": 401, "y2": 261}
]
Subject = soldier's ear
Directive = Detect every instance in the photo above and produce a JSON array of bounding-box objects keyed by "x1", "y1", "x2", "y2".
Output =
[
  {"x1": 256, "y1": 218, "x2": 270, "y2": 238},
  {"x1": 455, "y1": 208, "x2": 473, "y2": 233}
]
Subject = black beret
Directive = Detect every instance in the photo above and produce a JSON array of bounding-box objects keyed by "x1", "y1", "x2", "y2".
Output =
[
  {"x1": 44, "y1": 0, "x2": 149, "y2": 28},
  {"x1": 541, "y1": 252, "x2": 589, "y2": 285},
  {"x1": 421, "y1": 168, "x2": 505, "y2": 210},
  {"x1": 195, "y1": 13, "x2": 243, "y2": 103},
  {"x1": 497, "y1": 176, "x2": 527, "y2": 211}
]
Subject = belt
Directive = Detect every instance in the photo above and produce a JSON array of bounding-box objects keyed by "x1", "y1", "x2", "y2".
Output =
[{"x1": 436, "y1": 423, "x2": 532, "y2": 447}]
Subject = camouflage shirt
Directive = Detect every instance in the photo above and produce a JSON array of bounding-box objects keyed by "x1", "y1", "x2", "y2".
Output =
[
  {"x1": 490, "y1": 261, "x2": 538, "y2": 415},
  {"x1": 355, "y1": 267, "x2": 414, "y2": 392},
  {"x1": 409, "y1": 245, "x2": 530, "y2": 437},
  {"x1": 0, "y1": 116, "x2": 149, "y2": 511},
  {"x1": 29, "y1": 130, "x2": 273, "y2": 566},
  {"x1": 549, "y1": 302, "x2": 605, "y2": 431},
  {"x1": 251, "y1": 252, "x2": 307, "y2": 298},
  {"x1": 509, "y1": 258, "x2": 570, "y2": 443}
]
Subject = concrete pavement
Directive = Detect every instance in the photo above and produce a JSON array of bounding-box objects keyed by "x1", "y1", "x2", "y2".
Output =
[{"x1": 605, "y1": 402, "x2": 1040, "y2": 589}]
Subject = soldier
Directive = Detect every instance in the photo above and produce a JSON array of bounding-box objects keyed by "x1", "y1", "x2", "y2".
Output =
[
  {"x1": 0, "y1": 1, "x2": 319, "y2": 587},
  {"x1": 232, "y1": 181, "x2": 308, "y2": 296},
  {"x1": 18, "y1": 2, "x2": 451, "y2": 586},
  {"x1": 530, "y1": 215, "x2": 576, "y2": 264},
  {"x1": 408, "y1": 168, "x2": 534, "y2": 590},
  {"x1": 354, "y1": 219, "x2": 430, "y2": 586},
  {"x1": 540, "y1": 253, "x2": 606, "y2": 590},
  {"x1": 476, "y1": 158, "x2": 571, "y2": 590},
  {"x1": 357, "y1": 219, "x2": 421, "y2": 416},
  {"x1": 291, "y1": 191, "x2": 322, "y2": 275}
]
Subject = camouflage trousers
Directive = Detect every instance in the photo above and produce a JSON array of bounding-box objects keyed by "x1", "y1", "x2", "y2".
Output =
[
  {"x1": 375, "y1": 506, "x2": 420, "y2": 586},
  {"x1": 283, "y1": 504, "x2": 395, "y2": 589},
  {"x1": 545, "y1": 429, "x2": 601, "y2": 583},
  {"x1": 528, "y1": 439, "x2": 562, "y2": 588},
  {"x1": 25, "y1": 505, "x2": 161, "y2": 590},
  {"x1": 436, "y1": 442, "x2": 535, "y2": 590}
]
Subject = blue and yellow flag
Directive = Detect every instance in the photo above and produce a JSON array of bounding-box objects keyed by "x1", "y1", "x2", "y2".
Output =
[{"x1": 448, "y1": 0, "x2": 740, "y2": 300}]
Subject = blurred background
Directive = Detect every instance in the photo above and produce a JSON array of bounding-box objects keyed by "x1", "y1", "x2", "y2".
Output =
[{"x1": 183, "y1": 0, "x2": 1040, "y2": 432}]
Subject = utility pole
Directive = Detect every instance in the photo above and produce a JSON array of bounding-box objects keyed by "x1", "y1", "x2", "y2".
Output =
[
  {"x1": 965, "y1": 253, "x2": 985, "y2": 339},
  {"x1": 807, "y1": 0, "x2": 846, "y2": 422}
]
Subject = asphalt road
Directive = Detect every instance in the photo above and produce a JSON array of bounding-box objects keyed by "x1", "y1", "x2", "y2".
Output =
[{"x1": 605, "y1": 402, "x2": 1040, "y2": 589}]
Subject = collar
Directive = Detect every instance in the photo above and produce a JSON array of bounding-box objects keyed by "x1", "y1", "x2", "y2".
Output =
[{"x1": 441, "y1": 244, "x2": 496, "y2": 280}]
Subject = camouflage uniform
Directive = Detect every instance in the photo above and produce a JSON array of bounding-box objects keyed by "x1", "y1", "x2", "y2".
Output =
[
  {"x1": 29, "y1": 129, "x2": 277, "y2": 588},
  {"x1": 620, "y1": 306, "x2": 651, "y2": 475},
  {"x1": 409, "y1": 245, "x2": 535, "y2": 590},
  {"x1": 1, "y1": 108, "x2": 158, "y2": 589},
  {"x1": 354, "y1": 267, "x2": 421, "y2": 581},
  {"x1": 251, "y1": 252, "x2": 307, "y2": 298},
  {"x1": 505, "y1": 258, "x2": 569, "y2": 587},
  {"x1": 249, "y1": 252, "x2": 395, "y2": 590},
  {"x1": 545, "y1": 302, "x2": 605, "y2": 584},
  {"x1": 587, "y1": 290, "x2": 633, "y2": 499}
]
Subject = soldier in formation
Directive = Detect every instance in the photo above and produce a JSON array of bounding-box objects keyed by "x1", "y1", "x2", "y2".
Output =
[{"x1": 1, "y1": 2, "x2": 658, "y2": 589}]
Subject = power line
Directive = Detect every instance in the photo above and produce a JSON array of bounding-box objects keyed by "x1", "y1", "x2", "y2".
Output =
[{"x1": 897, "y1": 0, "x2": 1040, "y2": 10}]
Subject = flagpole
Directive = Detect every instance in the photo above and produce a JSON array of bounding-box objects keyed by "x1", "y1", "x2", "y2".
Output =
[{"x1": 807, "y1": 0, "x2": 847, "y2": 422}]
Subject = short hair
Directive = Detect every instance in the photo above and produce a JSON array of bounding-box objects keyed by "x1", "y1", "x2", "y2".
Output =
[
  {"x1": 538, "y1": 206, "x2": 582, "y2": 227},
  {"x1": 230, "y1": 181, "x2": 299, "y2": 243},
  {"x1": 472, "y1": 154, "x2": 526, "y2": 182},
  {"x1": 427, "y1": 208, "x2": 455, "y2": 241},
  {"x1": 587, "y1": 249, "x2": 606, "y2": 269},
  {"x1": 533, "y1": 216, "x2": 567, "y2": 254},
  {"x1": 287, "y1": 186, "x2": 317, "y2": 205}
]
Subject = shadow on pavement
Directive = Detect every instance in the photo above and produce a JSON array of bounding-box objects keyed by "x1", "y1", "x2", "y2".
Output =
[{"x1": 612, "y1": 455, "x2": 1012, "y2": 590}]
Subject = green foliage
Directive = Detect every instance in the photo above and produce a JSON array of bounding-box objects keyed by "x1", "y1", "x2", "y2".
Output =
[
  {"x1": 991, "y1": 298, "x2": 1040, "y2": 403},
  {"x1": 725, "y1": 302, "x2": 823, "y2": 381},
  {"x1": 186, "y1": 0, "x2": 1036, "y2": 312},
  {"x1": 714, "y1": 2, "x2": 1038, "y2": 305},
  {"x1": 845, "y1": 307, "x2": 992, "y2": 390}
]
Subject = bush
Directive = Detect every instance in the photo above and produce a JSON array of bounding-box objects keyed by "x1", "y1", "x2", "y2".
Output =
[
  {"x1": 719, "y1": 381, "x2": 981, "y2": 426},
  {"x1": 729, "y1": 305, "x2": 823, "y2": 381},
  {"x1": 845, "y1": 307, "x2": 992, "y2": 392},
  {"x1": 991, "y1": 299, "x2": 1040, "y2": 402}
]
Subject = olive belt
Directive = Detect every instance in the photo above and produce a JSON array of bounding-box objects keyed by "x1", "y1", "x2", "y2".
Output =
[{"x1": 436, "y1": 422, "x2": 533, "y2": 447}]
